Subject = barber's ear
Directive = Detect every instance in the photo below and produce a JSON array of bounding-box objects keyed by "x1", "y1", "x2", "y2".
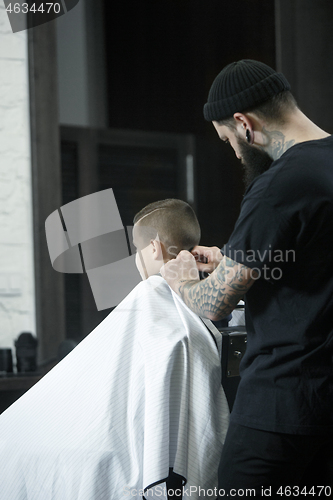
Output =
[
  {"x1": 233, "y1": 112, "x2": 255, "y2": 143},
  {"x1": 233, "y1": 112, "x2": 253, "y2": 129},
  {"x1": 151, "y1": 239, "x2": 163, "y2": 260}
]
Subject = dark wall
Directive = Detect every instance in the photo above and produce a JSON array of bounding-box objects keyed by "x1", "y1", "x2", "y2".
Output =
[
  {"x1": 104, "y1": 0, "x2": 275, "y2": 136},
  {"x1": 276, "y1": 0, "x2": 333, "y2": 135},
  {"x1": 103, "y1": 0, "x2": 276, "y2": 245}
]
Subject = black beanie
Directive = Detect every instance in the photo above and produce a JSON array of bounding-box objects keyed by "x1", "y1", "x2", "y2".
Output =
[{"x1": 203, "y1": 59, "x2": 291, "y2": 121}]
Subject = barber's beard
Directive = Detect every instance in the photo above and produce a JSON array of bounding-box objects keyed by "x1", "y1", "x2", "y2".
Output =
[{"x1": 237, "y1": 137, "x2": 273, "y2": 189}]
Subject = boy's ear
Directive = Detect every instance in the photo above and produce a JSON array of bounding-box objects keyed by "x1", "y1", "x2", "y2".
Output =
[{"x1": 150, "y1": 239, "x2": 164, "y2": 260}]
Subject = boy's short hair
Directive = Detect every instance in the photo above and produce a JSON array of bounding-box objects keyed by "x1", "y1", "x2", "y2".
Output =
[{"x1": 133, "y1": 199, "x2": 200, "y2": 257}]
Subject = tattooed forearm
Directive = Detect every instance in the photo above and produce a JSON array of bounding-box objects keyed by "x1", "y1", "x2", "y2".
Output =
[{"x1": 178, "y1": 256, "x2": 257, "y2": 320}]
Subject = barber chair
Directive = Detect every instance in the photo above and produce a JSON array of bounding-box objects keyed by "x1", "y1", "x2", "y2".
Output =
[
  {"x1": 213, "y1": 303, "x2": 247, "y2": 412},
  {"x1": 219, "y1": 325, "x2": 246, "y2": 411},
  {"x1": 214, "y1": 303, "x2": 247, "y2": 412}
]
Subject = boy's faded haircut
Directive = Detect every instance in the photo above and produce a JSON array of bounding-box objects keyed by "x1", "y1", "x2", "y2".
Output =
[{"x1": 133, "y1": 199, "x2": 200, "y2": 257}]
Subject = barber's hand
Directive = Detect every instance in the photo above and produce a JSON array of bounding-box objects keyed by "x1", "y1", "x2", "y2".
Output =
[
  {"x1": 160, "y1": 250, "x2": 200, "y2": 295},
  {"x1": 191, "y1": 245, "x2": 223, "y2": 273}
]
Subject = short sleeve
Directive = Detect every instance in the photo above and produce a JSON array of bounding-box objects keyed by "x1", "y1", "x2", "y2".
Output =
[{"x1": 222, "y1": 196, "x2": 295, "y2": 274}]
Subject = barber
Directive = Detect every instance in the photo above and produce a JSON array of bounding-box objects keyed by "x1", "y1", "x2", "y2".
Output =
[{"x1": 161, "y1": 60, "x2": 333, "y2": 496}]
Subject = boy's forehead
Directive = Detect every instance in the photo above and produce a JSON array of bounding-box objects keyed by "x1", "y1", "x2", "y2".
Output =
[
  {"x1": 132, "y1": 223, "x2": 159, "y2": 247},
  {"x1": 132, "y1": 223, "x2": 148, "y2": 246},
  {"x1": 133, "y1": 222, "x2": 145, "y2": 237},
  {"x1": 132, "y1": 223, "x2": 140, "y2": 244}
]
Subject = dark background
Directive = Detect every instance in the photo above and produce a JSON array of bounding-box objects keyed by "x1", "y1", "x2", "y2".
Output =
[
  {"x1": 103, "y1": 0, "x2": 276, "y2": 247},
  {"x1": 104, "y1": 0, "x2": 275, "y2": 135},
  {"x1": 59, "y1": 0, "x2": 277, "y2": 340},
  {"x1": 38, "y1": 0, "x2": 333, "y2": 359}
]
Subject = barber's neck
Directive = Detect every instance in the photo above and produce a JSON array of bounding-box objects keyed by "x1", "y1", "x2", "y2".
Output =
[{"x1": 259, "y1": 109, "x2": 330, "y2": 161}]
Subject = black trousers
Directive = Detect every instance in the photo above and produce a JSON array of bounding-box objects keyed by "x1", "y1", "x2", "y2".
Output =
[{"x1": 218, "y1": 422, "x2": 333, "y2": 499}]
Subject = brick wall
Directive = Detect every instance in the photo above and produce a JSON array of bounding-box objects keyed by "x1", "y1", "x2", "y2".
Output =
[{"x1": 0, "y1": 2, "x2": 36, "y2": 358}]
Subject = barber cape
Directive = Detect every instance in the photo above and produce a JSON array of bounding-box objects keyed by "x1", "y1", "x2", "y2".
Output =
[{"x1": 0, "y1": 275, "x2": 229, "y2": 500}]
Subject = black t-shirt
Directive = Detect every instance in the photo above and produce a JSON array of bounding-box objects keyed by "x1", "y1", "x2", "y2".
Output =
[{"x1": 222, "y1": 136, "x2": 333, "y2": 435}]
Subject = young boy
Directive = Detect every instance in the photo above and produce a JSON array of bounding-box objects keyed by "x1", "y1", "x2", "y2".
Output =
[
  {"x1": 0, "y1": 199, "x2": 229, "y2": 500},
  {"x1": 132, "y1": 198, "x2": 201, "y2": 281}
]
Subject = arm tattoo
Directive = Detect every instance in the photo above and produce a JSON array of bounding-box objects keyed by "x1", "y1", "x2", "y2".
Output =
[{"x1": 178, "y1": 257, "x2": 256, "y2": 321}]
